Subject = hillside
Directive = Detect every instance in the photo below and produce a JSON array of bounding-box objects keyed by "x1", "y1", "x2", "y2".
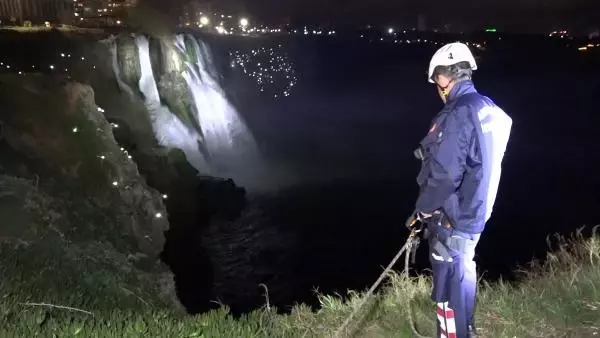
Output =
[{"x1": 1, "y1": 221, "x2": 598, "y2": 337}]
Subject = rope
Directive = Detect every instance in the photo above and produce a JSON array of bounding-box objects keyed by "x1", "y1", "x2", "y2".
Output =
[
  {"x1": 404, "y1": 238, "x2": 431, "y2": 338},
  {"x1": 332, "y1": 231, "x2": 431, "y2": 338}
]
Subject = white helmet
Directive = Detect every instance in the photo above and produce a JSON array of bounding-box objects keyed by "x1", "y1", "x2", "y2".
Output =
[{"x1": 427, "y1": 42, "x2": 477, "y2": 83}]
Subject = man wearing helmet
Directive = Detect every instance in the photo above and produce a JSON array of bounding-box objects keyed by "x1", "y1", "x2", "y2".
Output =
[{"x1": 406, "y1": 42, "x2": 512, "y2": 337}]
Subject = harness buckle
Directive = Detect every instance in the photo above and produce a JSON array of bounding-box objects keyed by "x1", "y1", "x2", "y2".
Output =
[{"x1": 413, "y1": 147, "x2": 425, "y2": 160}]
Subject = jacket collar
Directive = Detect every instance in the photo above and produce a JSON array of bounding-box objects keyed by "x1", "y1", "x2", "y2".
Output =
[{"x1": 447, "y1": 80, "x2": 478, "y2": 103}]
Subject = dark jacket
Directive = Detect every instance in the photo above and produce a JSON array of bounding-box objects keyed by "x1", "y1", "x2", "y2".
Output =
[{"x1": 415, "y1": 80, "x2": 512, "y2": 234}]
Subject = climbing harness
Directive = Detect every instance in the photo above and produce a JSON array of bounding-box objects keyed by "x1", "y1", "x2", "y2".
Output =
[{"x1": 332, "y1": 222, "x2": 431, "y2": 338}]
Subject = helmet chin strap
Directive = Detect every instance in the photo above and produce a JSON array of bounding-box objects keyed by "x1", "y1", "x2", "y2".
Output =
[{"x1": 437, "y1": 79, "x2": 455, "y2": 101}]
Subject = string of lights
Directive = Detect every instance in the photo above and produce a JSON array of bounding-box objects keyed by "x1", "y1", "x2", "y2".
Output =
[
  {"x1": 230, "y1": 45, "x2": 298, "y2": 98},
  {"x1": 0, "y1": 50, "x2": 97, "y2": 76},
  {"x1": 71, "y1": 104, "x2": 168, "y2": 220},
  {"x1": 0, "y1": 50, "x2": 168, "y2": 217}
]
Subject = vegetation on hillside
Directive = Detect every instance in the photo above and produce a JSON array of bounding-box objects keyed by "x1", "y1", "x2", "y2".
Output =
[{"x1": 1, "y1": 224, "x2": 598, "y2": 337}]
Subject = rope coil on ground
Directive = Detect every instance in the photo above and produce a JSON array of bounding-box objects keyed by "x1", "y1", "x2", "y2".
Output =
[{"x1": 332, "y1": 231, "x2": 431, "y2": 338}]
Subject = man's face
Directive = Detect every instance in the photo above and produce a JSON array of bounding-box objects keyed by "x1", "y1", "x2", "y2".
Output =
[{"x1": 434, "y1": 74, "x2": 453, "y2": 104}]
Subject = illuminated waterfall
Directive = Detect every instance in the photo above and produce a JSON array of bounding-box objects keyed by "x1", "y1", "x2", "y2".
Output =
[
  {"x1": 106, "y1": 34, "x2": 263, "y2": 185},
  {"x1": 135, "y1": 35, "x2": 210, "y2": 173},
  {"x1": 174, "y1": 34, "x2": 260, "y2": 174}
]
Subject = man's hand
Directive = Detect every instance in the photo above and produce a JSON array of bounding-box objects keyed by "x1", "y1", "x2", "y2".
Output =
[
  {"x1": 405, "y1": 213, "x2": 419, "y2": 230},
  {"x1": 405, "y1": 211, "x2": 434, "y2": 230}
]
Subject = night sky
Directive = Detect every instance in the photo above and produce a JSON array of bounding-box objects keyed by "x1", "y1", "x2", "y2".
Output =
[{"x1": 141, "y1": 0, "x2": 599, "y2": 33}]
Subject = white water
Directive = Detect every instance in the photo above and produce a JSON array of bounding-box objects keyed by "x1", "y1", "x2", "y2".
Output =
[
  {"x1": 134, "y1": 35, "x2": 210, "y2": 173},
  {"x1": 103, "y1": 33, "x2": 279, "y2": 188},
  {"x1": 173, "y1": 34, "x2": 262, "y2": 179},
  {"x1": 99, "y1": 33, "x2": 268, "y2": 188}
]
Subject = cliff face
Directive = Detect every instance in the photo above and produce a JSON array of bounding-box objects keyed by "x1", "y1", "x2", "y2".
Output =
[
  {"x1": 0, "y1": 75, "x2": 183, "y2": 312},
  {"x1": 0, "y1": 33, "x2": 279, "y2": 316}
]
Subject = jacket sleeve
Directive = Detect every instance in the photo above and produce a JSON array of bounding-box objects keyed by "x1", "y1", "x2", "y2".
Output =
[{"x1": 415, "y1": 107, "x2": 473, "y2": 214}]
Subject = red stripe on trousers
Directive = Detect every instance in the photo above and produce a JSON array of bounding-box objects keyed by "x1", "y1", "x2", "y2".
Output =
[
  {"x1": 436, "y1": 306, "x2": 455, "y2": 319},
  {"x1": 440, "y1": 328, "x2": 458, "y2": 338}
]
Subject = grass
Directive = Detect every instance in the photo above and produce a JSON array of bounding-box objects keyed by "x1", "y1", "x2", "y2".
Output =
[{"x1": 1, "y1": 227, "x2": 599, "y2": 337}]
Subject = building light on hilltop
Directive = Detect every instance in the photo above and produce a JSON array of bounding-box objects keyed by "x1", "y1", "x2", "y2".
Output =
[
  {"x1": 240, "y1": 18, "x2": 249, "y2": 28},
  {"x1": 200, "y1": 15, "x2": 209, "y2": 26},
  {"x1": 216, "y1": 26, "x2": 227, "y2": 34}
]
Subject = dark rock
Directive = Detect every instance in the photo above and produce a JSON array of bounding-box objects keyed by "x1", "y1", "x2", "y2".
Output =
[
  {"x1": 0, "y1": 75, "x2": 183, "y2": 312},
  {"x1": 116, "y1": 34, "x2": 141, "y2": 88}
]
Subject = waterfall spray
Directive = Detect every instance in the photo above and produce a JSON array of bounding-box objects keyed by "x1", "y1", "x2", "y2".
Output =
[
  {"x1": 134, "y1": 35, "x2": 211, "y2": 173},
  {"x1": 174, "y1": 34, "x2": 262, "y2": 178},
  {"x1": 105, "y1": 33, "x2": 269, "y2": 188}
]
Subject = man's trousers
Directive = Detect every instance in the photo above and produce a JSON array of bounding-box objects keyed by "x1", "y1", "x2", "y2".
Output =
[{"x1": 428, "y1": 229, "x2": 481, "y2": 338}]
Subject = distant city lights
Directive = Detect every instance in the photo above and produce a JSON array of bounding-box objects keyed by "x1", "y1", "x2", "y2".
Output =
[
  {"x1": 0, "y1": 23, "x2": 593, "y2": 83},
  {"x1": 549, "y1": 30, "x2": 571, "y2": 39},
  {"x1": 215, "y1": 26, "x2": 228, "y2": 35}
]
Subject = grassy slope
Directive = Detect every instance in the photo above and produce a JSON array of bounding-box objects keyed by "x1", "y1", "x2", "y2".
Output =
[{"x1": 1, "y1": 229, "x2": 599, "y2": 337}]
